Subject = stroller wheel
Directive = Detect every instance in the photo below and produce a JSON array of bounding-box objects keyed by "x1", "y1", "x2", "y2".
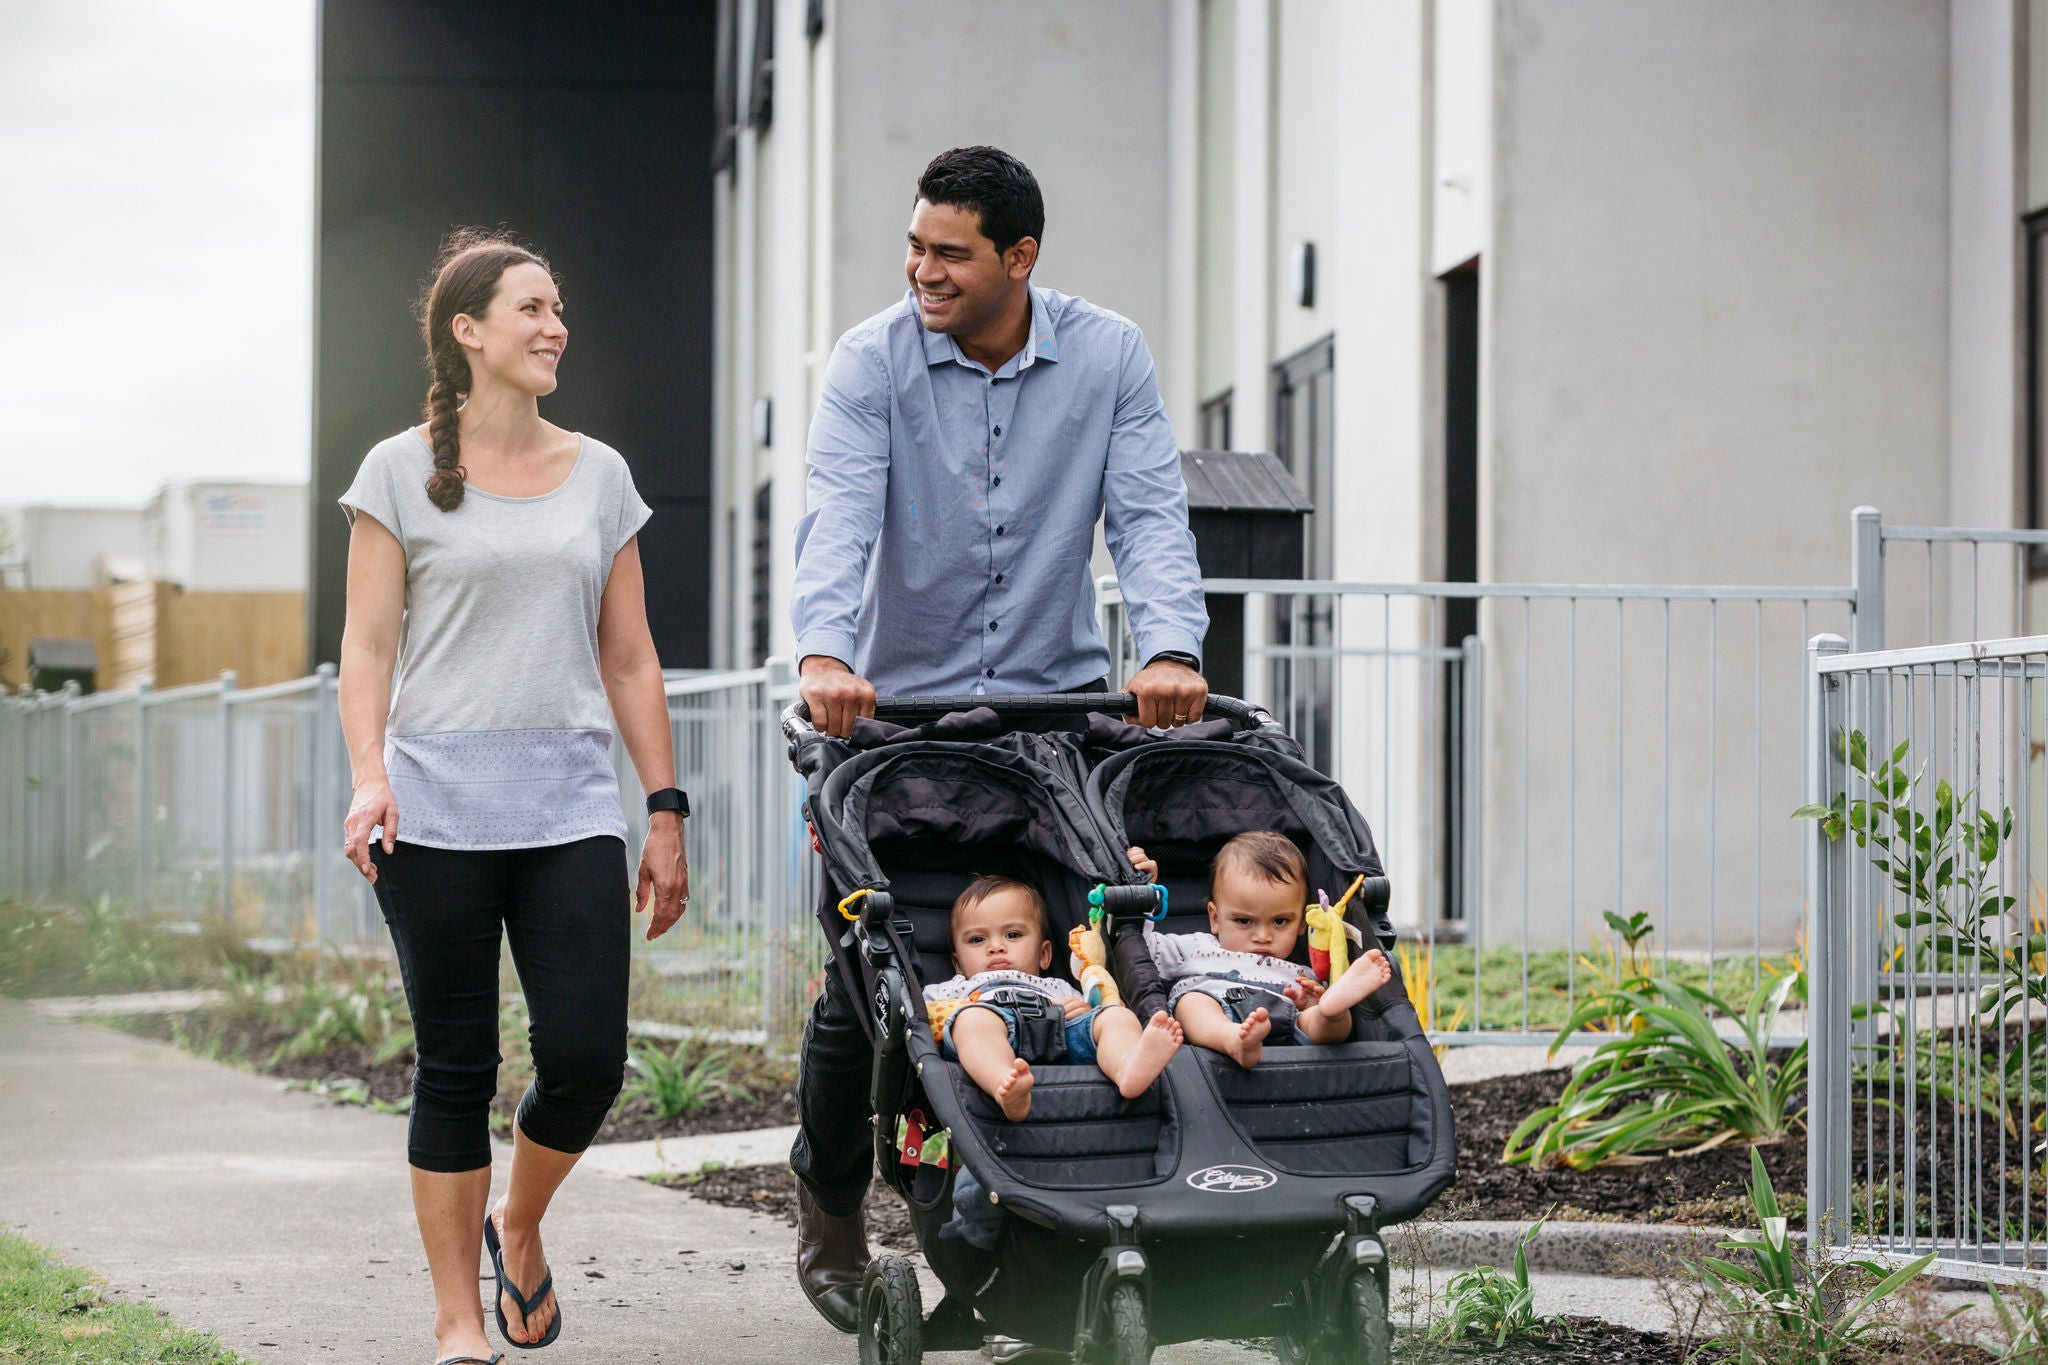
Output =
[
  {"x1": 1344, "y1": 1270, "x2": 1392, "y2": 1365},
  {"x1": 1100, "y1": 1281, "x2": 1153, "y2": 1365},
  {"x1": 857, "y1": 1253, "x2": 923, "y2": 1365}
]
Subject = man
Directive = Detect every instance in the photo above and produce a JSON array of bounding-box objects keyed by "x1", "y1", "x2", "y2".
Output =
[{"x1": 787, "y1": 145, "x2": 1209, "y2": 1333}]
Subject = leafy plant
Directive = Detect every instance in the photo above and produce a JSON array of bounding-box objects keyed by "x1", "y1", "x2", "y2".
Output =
[
  {"x1": 1575, "y1": 910, "x2": 1657, "y2": 1032},
  {"x1": 1695, "y1": 1147, "x2": 1934, "y2": 1362},
  {"x1": 622, "y1": 1037, "x2": 749, "y2": 1120},
  {"x1": 1984, "y1": 1279, "x2": 2048, "y2": 1362},
  {"x1": 1503, "y1": 972, "x2": 1806, "y2": 1170},
  {"x1": 1431, "y1": 1219, "x2": 1564, "y2": 1346},
  {"x1": 1795, "y1": 730, "x2": 2044, "y2": 1026},
  {"x1": 267, "y1": 953, "x2": 411, "y2": 1065}
]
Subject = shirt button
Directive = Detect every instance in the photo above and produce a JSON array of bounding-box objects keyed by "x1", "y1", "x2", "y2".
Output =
[
  {"x1": 993, "y1": 475, "x2": 1002, "y2": 487},
  {"x1": 989, "y1": 621, "x2": 999, "y2": 631},
  {"x1": 995, "y1": 573, "x2": 1004, "y2": 584},
  {"x1": 993, "y1": 425, "x2": 1002, "y2": 436},
  {"x1": 986, "y1": 668, "x2": 996, "y2": 679},
  {"x1": 996, "y1": 525, "x2": 1005, "y2": 536}
]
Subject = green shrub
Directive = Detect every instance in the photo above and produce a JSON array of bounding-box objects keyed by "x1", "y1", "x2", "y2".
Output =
[
  {"x1": 622, "y1": 1037, "x2": 749, "y2": 1120},
  {"x1": 1503, "y1": 972, "x2": 1805, "y2": 1170},
  {"x1": 1431, "y1": 1220, "x2": 1564, "y2": 1347}
]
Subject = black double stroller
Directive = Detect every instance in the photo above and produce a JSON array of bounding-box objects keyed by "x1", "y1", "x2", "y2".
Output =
[{"x1": 783, "y1": 693, "x2": 1456, "y2": 1364}]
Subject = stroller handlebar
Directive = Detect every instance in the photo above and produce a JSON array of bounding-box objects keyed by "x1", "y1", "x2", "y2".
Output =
[{"x1": 779, "y1": 691, "x2": 1280, "y2": 746}]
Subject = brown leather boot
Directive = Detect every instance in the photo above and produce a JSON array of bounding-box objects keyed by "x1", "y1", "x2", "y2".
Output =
[{"x1": 796, "y1": 1182, "x2": 871, "y2": 1333}]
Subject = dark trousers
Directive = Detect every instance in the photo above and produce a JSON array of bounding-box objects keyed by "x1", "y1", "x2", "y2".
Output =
[
  {"x1": 370, "y1": 835, "x2": 630, "y2": 1173},
  {"x1": 790, "y1": 676, "x2": 1110, "y2": 1216}
]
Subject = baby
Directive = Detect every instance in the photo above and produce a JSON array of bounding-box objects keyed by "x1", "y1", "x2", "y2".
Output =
[
  {"x1": 925, "y1": 874, "x2": 1183, "y2": 1121},
  {"x1": 1129, "y1": 831, "x2": 1391, "y2": 1068}
]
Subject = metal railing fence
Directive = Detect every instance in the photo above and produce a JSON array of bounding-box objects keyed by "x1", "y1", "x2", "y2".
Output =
[
  {"x1": 1807, "y1": 634, "x2": 2048, "y2": 1287},
  {"x1": 0, "y1": 662, "x2": 821, "y2": 1046},
  {"x1": 2, "y1": 504, "x2": 2043, "y2": 1050}
]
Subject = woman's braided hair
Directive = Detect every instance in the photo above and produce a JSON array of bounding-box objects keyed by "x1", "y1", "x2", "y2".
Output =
[{"x1": 414, "y1": 228, "x2": 558, "y2": 512}]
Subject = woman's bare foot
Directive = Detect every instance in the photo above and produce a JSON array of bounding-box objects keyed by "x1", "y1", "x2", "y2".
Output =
[
  {"x1": 490, "y1": 1197, "x2": 558, "y2": 1346},
  {"x1": 995, "y1": 1057, "x2": 1035, "y2": 1121},
  {"x1": 1114, "y1": 1011, "x2": 1183, "y2": 1097},
  {"x1": 1319, "y1": 948, "x2": 1394, "y2": 1017},
  {"x1": 1224, "y1": 1007, "x2": 1272, "y2": 1068},
  {"x1": 431, "y1": 1313, "x2": 495, "y2": 1365}
]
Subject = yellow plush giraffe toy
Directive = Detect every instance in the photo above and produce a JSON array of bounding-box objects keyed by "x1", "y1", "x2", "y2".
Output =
[
  {"x1": 1306, "y1": 874, "x2": 1367, "y2": 982},
  {"x1": 1068, "y1": 921, "x2": 1122, "y2": 1009}
]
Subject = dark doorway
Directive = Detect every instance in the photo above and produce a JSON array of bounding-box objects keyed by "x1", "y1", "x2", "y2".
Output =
[
  {"x1": 1270, "y1": 336, "x2": 1335, "y2": 770},
  {"x1": 310, "y1": 1, "x2": 717, "y2": 668},
  {"x1": 1442, "y1": 264, "x2": 1479, "y2": 923}
]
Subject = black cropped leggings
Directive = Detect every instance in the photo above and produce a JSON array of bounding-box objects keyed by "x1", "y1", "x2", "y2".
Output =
[{"x1": 370, "y1": 835, "x2": 630, "y2": 1173}]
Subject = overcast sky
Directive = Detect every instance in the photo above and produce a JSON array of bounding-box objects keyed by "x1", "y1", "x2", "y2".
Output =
[{"x1": 0, "y1": 1, "x2": 314, "y2": 508}]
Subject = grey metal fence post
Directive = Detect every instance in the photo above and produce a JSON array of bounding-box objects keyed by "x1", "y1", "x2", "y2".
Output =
[
  {"x1": 312, "y1": 662, "x2": 337, "y2": 941},
  {"x1": 133, "y1": 682, "x2": 152, "y2": 913},
  {"x1": 1461, "y1": 635, "x2": 1484, "y2": 936},
  {"x1": 1851, "y1": 507, "x2": 1884, "y2": 653},
  {"x1": 218, "y1": 671, "x2": 237, "y2": 929},
  {"x1": 764, "y1": 656, "x2": 793, "y2": 1039},
  {"x1": 1805, "y1": 632, "x2": 1852, "y2": 1254},
  {"x1": 59, "y1": 681, "x2": 78, "y2": 892}
]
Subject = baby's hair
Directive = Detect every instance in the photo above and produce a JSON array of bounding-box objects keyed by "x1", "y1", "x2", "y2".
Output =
[
  {"x1": 951, "y1": 873, "x2": 1050, "y2": 939},
  {"x1": 1211, "y1": 831, "x2": 1308, "y2": 893}
]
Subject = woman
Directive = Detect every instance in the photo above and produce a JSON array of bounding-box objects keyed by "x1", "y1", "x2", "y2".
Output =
[{"x1": 339, "y1": 228, "x2": 688, "y2": 1363}]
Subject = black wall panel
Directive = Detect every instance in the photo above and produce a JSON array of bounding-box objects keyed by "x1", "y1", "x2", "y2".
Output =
[{"x1": 312, "y1": 0, "x2": 716, "y2": 668}]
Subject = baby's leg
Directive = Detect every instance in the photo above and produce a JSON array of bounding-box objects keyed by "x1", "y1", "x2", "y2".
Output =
[
  {"x1": 1091, "y1": 1005, "x2": 1182, "y2": 1098},
  {"x1": 1173, "y1": 992, "x2": 1271, "y2": 1069},
  {"x1": 1318, "y1": 947, "x2": 1394, "y2": 1018},
  {"x1": 950, "y1": 1006, "x2": 1035, "y2": 1121}
]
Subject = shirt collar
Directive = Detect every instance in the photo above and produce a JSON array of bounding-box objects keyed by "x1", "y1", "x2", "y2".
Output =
[{"x1": 917, "y1": 287, "x2": 1061, "y2": 374}]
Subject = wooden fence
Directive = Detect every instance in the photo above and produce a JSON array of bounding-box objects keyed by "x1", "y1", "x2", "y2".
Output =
[{"x1": 0, "y1": 585, "x2": 304, "y2": 691}]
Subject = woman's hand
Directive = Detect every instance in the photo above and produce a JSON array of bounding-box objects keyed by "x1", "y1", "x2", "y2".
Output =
[
  {"x1": 636, "y1": 811, "x2": 690, "y2": 940},
  {"x1": 343, "y1": 779, "x2": 398, "y2": 883}
]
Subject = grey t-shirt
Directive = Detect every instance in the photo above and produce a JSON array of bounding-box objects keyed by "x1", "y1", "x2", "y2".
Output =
[{"x1": 340, "y1": 429, "x2": 652, "y2": 849}]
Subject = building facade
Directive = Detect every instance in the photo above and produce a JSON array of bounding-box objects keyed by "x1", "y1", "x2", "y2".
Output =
[{"x1": 713, "y1": 0, "x2": 2047, "y2": 949}]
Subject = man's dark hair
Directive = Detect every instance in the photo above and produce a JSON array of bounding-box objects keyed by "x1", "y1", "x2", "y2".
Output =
[{"x1": 915, "y1": 146, "x2": 1045, "y2": 256}]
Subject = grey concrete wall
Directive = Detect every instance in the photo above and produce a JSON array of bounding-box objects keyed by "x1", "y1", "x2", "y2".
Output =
[
  {"x1": 1482, "y1": 0, "x2": 1952, "y2": 952},
  {"x1": 827, "y1": 1, "x2": 1177, "y2": 401}
]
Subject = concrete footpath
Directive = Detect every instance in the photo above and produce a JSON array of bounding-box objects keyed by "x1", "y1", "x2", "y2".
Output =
[{"x1": 0, "y1": 1000, "x2": 1677, "y2": 1363}]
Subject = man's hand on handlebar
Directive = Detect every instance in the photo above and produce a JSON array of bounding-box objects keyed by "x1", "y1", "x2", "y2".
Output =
[
  {"x1": 1125, "y1": 657, "x2": 1208, "y2": 729},
  {"x1": 799, "y1": 655, "x2": 877, "y2": 738}
]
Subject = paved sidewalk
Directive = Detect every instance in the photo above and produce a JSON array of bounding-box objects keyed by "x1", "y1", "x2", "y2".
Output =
[{"x1": 0, "y1": 999, "x2": 1700, "y2": 1362}]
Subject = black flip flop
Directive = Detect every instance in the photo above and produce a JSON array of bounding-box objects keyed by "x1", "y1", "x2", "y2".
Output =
[
  {"x1": 483, "y1": 1215, "x2": 562, "y2": 1350},
  {"x1": 434, "y1": 1356, "x2": 504, "y2": 1365}
]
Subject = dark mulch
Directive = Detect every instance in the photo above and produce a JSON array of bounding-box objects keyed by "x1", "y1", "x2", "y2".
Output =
[
  {"x1": 1447, "y1": 1065, "x2": 1806, "y2": 1225},
  {"x1": 1381, "y1": 1319, "x2": 1682, "y2": 1363},
  {"x1": 649, "y1": 1162, "x2": 919, "y2": 1252}
]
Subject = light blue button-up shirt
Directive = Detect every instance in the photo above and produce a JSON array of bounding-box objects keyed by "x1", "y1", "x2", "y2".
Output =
[{"x1": 792, "y1": 287, "x2": 1208, "y2": 697}]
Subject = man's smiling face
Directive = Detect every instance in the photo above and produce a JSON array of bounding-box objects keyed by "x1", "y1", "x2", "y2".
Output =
[{"x1": 904, "y1": 197, "x2": 1026, "y2": 339}]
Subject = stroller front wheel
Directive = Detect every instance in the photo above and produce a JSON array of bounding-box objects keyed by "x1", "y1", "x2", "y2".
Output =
[
  {"x1": 1099, "y1": 1281, "x2": 1153, "y2": 1365},
  {"x1": 857, "y1": 1253, "x2": 923, "y2": 1365},
  {"x1": 1345, "y1": 1270, "x2": 1392, "y2": 1365}
]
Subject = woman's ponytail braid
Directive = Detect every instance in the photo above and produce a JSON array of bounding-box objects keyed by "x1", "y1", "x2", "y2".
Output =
[{"x1": 414, "y1": 227, "x2": 558, "y2": 514}]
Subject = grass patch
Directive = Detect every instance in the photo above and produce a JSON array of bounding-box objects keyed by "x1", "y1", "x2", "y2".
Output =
[
  {"x1": 0, "y1": 1229, "x2": 252, "y2": 1363},
  {"x1": 0, "y1": 896, "x2": 266, "y2": 999},
  {"x1": 1417, "y1": 943, "x2": 1799, "y2": 1035}
]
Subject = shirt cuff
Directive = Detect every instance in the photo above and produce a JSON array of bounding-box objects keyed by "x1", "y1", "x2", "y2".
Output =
[
  {"x1": 795, "y1": 630, "x2": 860, "y2": 671},
  {"x1": 1134, "y1": 630, "x2": 1204, "y2": 671}
]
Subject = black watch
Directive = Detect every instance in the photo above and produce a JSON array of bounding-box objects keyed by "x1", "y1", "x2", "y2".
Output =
[
  {"x1": 1146, "y1": 650, "x2": 1201, "y2": 671},
  {"x1": 646, "y1": 787, "x2": 690, "y2": 818}
]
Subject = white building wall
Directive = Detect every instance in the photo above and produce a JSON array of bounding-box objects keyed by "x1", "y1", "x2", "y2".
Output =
[
  {"x1": 148, "y1": 482, "x2": 308, "y2": 590},
  {"x1": 1483, "y1": 0, "x2": 1952, "y2": 951},
  {"x1": 10, "y1": 506, "x2": 146, "y2": 589}
]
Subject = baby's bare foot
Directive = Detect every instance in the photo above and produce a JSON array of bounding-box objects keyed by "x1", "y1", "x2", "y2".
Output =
[
  {"x1": 1225, "y1": 1007, "x2": 1271, "y2": 1068},
  {"x1": 1320, "y1": 948, "x2": 1394, "y2": 1017},
  {"x1": 996, "y1": 1057, "x2": 1035, "y2": 1121},
  {"x1": 1116, "y1": 1011, "x2": 1183, "y2": 1097}
]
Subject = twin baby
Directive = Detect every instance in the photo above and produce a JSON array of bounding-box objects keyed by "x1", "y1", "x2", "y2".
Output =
[{"x1": 923, "y1": 831, "x2": 1394, "y2": 1122}]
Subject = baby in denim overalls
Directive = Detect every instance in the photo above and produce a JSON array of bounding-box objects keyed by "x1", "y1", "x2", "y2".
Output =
[
  {"x1": 927, "y1": 875, "x2": 1185, "y2": 1250},
  {"x1": 926, "y1": 874, "x2": 1183, "y2": 1121},
  {"x1": 1128, "y1": 832, "x2": 1392, "y2": 1069}
]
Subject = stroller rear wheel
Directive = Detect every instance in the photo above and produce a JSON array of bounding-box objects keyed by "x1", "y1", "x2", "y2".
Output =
[{"x1": 857, "y1": 1253, "x2": 923, "y2": 1365}]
